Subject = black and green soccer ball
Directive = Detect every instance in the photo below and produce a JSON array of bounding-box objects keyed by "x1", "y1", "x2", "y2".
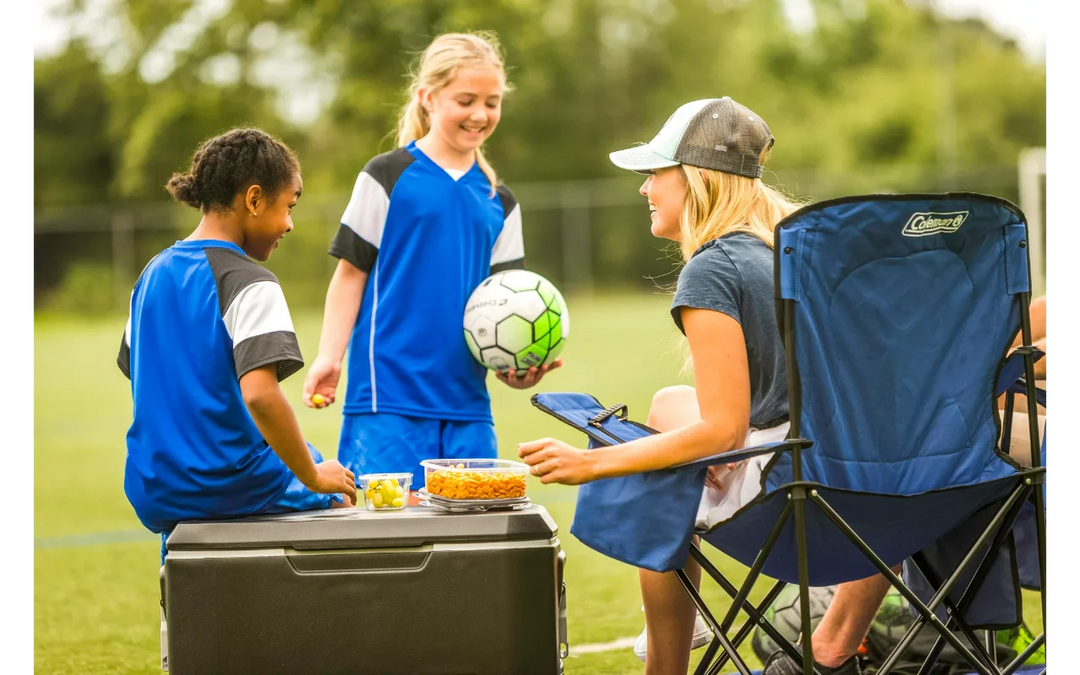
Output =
[
  {"x1": 751, "y1": 585, "x2": 837, "y2": 662},
  {"x1": 863, "y1": 588, "x2": 912, "y2": 656},
  {"x1": 463, "y1": 270, "x2": 569, "y2": 373}
]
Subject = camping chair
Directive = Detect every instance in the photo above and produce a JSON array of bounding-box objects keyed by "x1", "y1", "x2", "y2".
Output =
[{"x1": 532, "y1": 192, "x2": 1046, "y2": 675}]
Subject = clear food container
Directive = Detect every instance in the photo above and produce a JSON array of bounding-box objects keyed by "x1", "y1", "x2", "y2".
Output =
[
  {"x1": 420, "y1": 459, "x2": 529, "y2": 501},
  {"x1": 359, "y1": 473, "x2": 412, "y2": 511}
]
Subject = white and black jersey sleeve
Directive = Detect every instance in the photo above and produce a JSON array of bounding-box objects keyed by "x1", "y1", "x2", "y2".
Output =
[
  {"x1": 118, "y1": 257, "x2": 152, "y2": 380},
  {"x1": 491, "y1": 184, "x2": 525, "y2": 274},
  {"x1": 330, "y1": 148, "x2": 416, "y2": 273},
  {"x1": 117, "y1": 311, "x2": 132, "y2": 379},
  {"x1": 205, "y1": 248, "x2": 304, "y2": 381}
]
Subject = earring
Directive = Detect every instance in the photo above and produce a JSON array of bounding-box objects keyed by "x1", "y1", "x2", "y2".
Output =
[{"x1": 250, "y1": 212, "x2": 257, "y2": 217}]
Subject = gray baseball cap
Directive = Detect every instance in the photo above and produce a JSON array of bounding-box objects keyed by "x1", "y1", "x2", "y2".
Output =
[{"x1": 609, "y1": 97, "x2": 774, "y2": 178}]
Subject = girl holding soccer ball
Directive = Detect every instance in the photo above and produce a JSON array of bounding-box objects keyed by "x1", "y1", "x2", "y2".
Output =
[{"x1": 303, "y1": 32, "x2": 561, "y2": 481}]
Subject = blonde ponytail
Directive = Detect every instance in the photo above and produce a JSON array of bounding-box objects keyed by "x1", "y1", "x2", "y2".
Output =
[
  {"x1": 475, "y1": 149, "x2": 499, "y2": 197},
  {"x1": 395, "y1": 31, "x2": 510, "y2": 197},
  {"x1": 395, "y1": 91, "x2": 430, "y2": 148}
]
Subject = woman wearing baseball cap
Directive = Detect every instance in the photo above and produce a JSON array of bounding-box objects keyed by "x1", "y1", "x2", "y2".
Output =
[{"x1": 518, "y1": 98, "x2": 857, "y2": 674}]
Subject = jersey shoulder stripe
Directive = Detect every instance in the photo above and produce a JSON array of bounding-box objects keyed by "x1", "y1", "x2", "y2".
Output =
[
  {"x1": 495, "y1": 183, "x2": 518, "y2": 217},
  {"x1": 204, "y1": 247, "x2": 302, "y2": 381},
  {"x1": 204, "y1": 246, "x2": 279, "y2": 317},
  {"x1": 490, "y1": 182, "x2": 524, "y2": 269},
  {"x1": 334, "y1": 147, "x2": 417, "y2": 267},
  {"x1": 363, "y1": 146, "x2": 417, "y2": 196}
]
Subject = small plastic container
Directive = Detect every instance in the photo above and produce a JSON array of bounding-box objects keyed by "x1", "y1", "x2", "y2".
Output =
[
  {"x1": 420, "y1": 459, "x2": 529, "y2": 501},
  {"x1": 358, "y1": 473, "x2": 412, "y2": 511}
]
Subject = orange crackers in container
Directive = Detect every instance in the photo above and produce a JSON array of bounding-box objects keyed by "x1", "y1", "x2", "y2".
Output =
[{"x1": 420, "y1": 459, "x2": 529, "y2": 501}]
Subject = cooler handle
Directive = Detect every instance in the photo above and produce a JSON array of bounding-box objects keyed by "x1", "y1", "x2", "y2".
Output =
[
  {"x1": 557, "y1": 550, "x2": 569, "y2": 659},
  {"x1": 159, "y1": 565, "x2": 169, "y2": 671}
]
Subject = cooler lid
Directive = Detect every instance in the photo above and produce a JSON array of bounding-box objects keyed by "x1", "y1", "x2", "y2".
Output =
[{"x1": 166, "y1": 503, "x2": 559, "y2": 552}]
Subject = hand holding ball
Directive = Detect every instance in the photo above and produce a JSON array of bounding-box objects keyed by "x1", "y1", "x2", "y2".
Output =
[{"x1": 463, "y1": 270, "x2": 569, "y2": 375}]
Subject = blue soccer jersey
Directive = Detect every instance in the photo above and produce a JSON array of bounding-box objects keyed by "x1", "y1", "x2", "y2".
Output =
[
  {"x1": 329, "y1": 141, "x2": 524, "y2": 422},
  {"x1": 118, "y1": 240, "x2": 304, "y2": 533}
]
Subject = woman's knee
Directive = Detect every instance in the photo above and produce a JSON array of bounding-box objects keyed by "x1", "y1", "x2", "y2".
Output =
[{"x1": 647, "y1": 385, "x2": 700, "y2": 432}]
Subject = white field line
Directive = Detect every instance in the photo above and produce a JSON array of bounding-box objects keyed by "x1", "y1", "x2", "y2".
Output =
[{"x1": 567, "y1": 636, "x2": 638, "y2": 655}]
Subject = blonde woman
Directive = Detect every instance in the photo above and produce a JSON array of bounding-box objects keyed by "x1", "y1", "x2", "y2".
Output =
[{"x1": 516, "y1": 98, "x2": 851, "y2": 674}]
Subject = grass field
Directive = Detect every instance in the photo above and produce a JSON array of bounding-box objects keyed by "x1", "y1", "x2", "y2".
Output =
[{"x1": 34, "y1": 293, "x2": 1042, "y2": 674}]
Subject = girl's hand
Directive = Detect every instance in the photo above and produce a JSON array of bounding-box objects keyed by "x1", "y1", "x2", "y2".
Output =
[
  {"x1": 495, "y1": 359, "x2": 564, "y2": 390},
  {"x1": 302, "y1": 356, "x2": 341, "y2": 408},
  {"x1": 517, "y1": 436, "x2": 595, "y2": 485},
  {"x1": 306, "y1": 459, "x2": 357, "y2": 503}
]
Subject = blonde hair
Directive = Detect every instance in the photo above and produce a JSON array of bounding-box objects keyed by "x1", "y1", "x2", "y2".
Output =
[
  {"x1": 676, "y1": 148, "x2": 805, "y2": 261},
  {"x1": 674, "y1": 149, "x2": 806, "y2": 374},
  {"x1": 396, "y1": 32, "x2": 510, "y2": 196}
]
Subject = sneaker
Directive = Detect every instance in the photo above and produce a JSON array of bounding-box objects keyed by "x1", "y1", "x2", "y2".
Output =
[
  {"x1": 762, "y1": 650, "x2": 862, "y2": 675},
  {"x1": 632, "y1": 610, "x2": 713, "y2": 662}
]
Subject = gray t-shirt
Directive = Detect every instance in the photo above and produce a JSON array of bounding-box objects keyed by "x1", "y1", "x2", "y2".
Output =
[{"x1": 671, "y1": 232, "x2": 789, "y2": 428}]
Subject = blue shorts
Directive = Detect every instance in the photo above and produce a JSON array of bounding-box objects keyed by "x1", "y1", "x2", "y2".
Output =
[
  {"x1": 337, "y1": 413, "x2": 498, "y2": 479},
  {"x1": 160, "y1": 443, "x2": 342, "y2": 564}
]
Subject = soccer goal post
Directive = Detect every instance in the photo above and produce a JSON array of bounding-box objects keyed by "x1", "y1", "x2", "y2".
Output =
[{"x1": 1018, "y1": 147, "x2": 1046, "y2": 295}]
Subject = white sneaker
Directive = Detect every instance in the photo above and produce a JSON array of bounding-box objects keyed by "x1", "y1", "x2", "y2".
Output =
[{"x1": 632, "y1": 609, "x2": 713, "y2": 662}]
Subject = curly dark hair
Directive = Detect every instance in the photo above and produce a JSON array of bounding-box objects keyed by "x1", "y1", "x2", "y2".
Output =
[{"x1": 165, "y1": 128, "x2": 300, "y2": 212}]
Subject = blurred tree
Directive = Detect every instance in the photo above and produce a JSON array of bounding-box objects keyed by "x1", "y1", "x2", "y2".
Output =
[
  {"x1": 34, "y1": 0, "x2": 1045, "y2": 198},
  {"x1": 107, "y1": 0, "x2": 299, "y2": 200},
  {"x1": 34, "y1": 41, "x2": 115, "y2": 208},
  {"x1": 33, "y1": 0, "x2": 1046, "y2": 306}
]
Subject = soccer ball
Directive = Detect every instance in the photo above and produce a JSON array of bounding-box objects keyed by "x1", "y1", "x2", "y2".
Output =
[
  {"x1": 751, "y1": 585, "x2": 836, "y2": 662},
  {"x1": 866, "y1": 587, "x2": 913, "y2": 658},
  {"x1": 463, "y1": 270, "x2": 569, "y2": 374}
]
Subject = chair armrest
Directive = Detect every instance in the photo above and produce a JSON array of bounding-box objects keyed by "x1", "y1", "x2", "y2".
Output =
[
  {"x1": 995, "y1": 347, "x2": 1045, "y2": 397},
  {"x1": 1007, "y1": 378, "x2": 1046, "y2": 408},
  {"x1": 668, "y1": 438, "x2": 813, "y2": 473}
]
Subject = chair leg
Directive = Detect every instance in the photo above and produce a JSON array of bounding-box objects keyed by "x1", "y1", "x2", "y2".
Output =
[
  {"x1": 984, "y1": 630, "x2": 997, "y2": 668},
  {"x1": 1028, "y1": 483, "x2": 1045, "y2": 669},
  {"x1": 683, "y1": 541, "x2": 805, "y2": 675},
  {"x1": 901, "y1": 484, "x2": 1033, "y2": 675},
  {"x1": 809, "y1": 490, "x2": 1019, "y2": 675},
  {"x1": 691, "y1": 582, "x2": 796, "y2": 675},
  {"x1": 793, "y1": 489, "x2": 815, "y2": 675},
  {"x1": 674, "y1": 568, "x2": 754, "y2": 675}
]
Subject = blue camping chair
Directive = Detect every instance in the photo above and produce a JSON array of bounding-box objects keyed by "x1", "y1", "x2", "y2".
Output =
[{"x1": 533, "y1": 193, "x2": 1046, "y2": 675}]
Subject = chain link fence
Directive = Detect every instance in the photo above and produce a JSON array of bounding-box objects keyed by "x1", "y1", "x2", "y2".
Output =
[{"x1": 35, "y1": 163, "x2": 1042, "y2": 314}]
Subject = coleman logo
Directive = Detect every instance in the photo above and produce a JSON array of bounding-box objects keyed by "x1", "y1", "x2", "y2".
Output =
[{"x1": 902, "y1": 211, "x2": 969, "y2": 237}]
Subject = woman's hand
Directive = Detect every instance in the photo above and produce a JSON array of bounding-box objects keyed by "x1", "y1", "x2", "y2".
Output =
[
  {"x1": 704, "y1": 460, "x2": 746, "y2": 491},
  {"x1": 705, "y1": 466, "x2": 726, "y2": 491},
  {"x1": 495, "y1": 359, "x2": 564, "y2": 389},
  {"x1": 517, "y1": 436, "x2": 596, "y2": 485}
]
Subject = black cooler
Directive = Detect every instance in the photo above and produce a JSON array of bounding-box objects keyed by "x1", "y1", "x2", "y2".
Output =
[{"x1": 160, "y1": 504, "x2": 567, "y2": 674}]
